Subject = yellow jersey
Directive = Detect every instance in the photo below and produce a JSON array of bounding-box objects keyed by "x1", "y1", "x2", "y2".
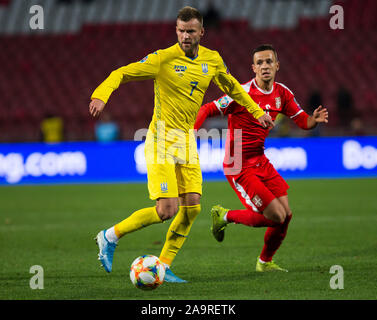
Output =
[{"x1": 91, "y1": 43, "x2": 264, "y2": 140}]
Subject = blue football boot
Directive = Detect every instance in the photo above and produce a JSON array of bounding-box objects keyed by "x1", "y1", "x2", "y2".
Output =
[
  {"x1": 164, "y1": 267, "x2": 187, "y2": 283},
  {"x1": 95, "y1": 229, "x2": 117, "y2": 273}
]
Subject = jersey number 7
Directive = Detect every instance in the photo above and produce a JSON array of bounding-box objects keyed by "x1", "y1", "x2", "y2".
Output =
[{"x1": 190, "y1": 81, "x2": 199, "y2": 96}]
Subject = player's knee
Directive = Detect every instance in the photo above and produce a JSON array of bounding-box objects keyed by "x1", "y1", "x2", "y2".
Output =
[
  {"x1": 156, "y1": 203, "x2": 179, "y2": 221},
  {"x1": 264, "y1": 202, "x2": 286, "y2": 224},
  {"x1": 265, "y1": 211, "x2": 285, "y2": 224},
  {"x1": 273, "y1": 211, "x2": 286, "y2": 224}
]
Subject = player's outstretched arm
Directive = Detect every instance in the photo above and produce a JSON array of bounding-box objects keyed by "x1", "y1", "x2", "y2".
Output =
[
  {"x1": 213, "y1": 55, "x2": 274, "y2": 129},
  {"x1": 307, "y1": 105, "x2": 328, "y2": 129},
  {"x1": 257, "y1": 113, "x2": 274, "y2": 129},
  {"x1": 213, "y1": 74, "x2": 274, "y2": 128},
  {"x1": 89, "y1": 52, "x2": 160, "y2": 117},
  {"x1": 89, "y1": 98, "x2": 105, "y2": 118}
]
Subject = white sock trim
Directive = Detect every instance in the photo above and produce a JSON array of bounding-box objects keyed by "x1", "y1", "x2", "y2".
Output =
[
  {"x1": 163, "y1": 263, "x2": 170, "y2": 270},
  {"x1": 105, "y1": 227, "x2": 119, "y2": 243},
  {"x1": 259, "y1": 258, "x2": 266, "y2": 264}
]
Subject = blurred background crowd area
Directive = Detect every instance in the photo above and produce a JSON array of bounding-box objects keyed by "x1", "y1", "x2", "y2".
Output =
[{"x1": 0, "y1": 0, "x2": 376, "y2": 143}]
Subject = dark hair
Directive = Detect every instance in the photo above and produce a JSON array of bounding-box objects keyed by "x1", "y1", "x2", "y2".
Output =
[
  {"x1": 177, "y1": 6, "x2": 203, "y2": 26},
  {"x1": 252, "y1": 44, "x2": 278, "y2": 62}
]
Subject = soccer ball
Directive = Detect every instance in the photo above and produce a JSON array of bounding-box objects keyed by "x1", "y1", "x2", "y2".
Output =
[{"x1": 129, "y1": 255, "x2": 165, "y2": 290}]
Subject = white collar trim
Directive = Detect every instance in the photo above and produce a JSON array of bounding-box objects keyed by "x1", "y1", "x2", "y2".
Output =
[{"x1": 252, "y1": 78, "x2": 274, "y2": 94}]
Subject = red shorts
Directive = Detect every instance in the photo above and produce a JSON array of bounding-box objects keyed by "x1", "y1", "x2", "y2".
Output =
[{"x1": 225, "y1": 155, "x2": 289, "y2": 213}]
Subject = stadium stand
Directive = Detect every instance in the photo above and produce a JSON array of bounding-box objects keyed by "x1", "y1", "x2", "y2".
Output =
[{"x1": 0, "y1": 0, "x2": 376, "y2": 142}]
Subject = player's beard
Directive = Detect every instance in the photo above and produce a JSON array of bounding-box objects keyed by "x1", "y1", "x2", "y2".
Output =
[{"x1": 179, "y1": 39, "x2": 200, "y2": 58}]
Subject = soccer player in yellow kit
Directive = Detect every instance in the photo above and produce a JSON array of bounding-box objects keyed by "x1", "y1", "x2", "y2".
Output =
[{"x1": 89, "y1": 6, "x2": 274, "y2": 282}]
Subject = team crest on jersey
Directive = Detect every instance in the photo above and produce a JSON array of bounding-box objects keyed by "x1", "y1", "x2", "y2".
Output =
[
  {"x1": 160, "y1": 182, "x2": 168, "y2": 193},
  {"x1": 275, "y1": 97, "x2": 281, "y2": 109},
  {"x1": 174, "y1": 65, "x2": 187, "y2": 76},
  {"x1": 252, "y1": 195, "x2": 263, "y2": 207},
  {"x1": 201, "y1": 63, "x2": 208, "y2": 75}
]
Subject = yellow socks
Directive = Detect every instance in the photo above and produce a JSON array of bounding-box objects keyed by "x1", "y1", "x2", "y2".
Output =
[
  {"x1": 113, "y1": 206, "x2": 162, "y2": 239},
  {"x1": 104, "y1": 204, "x2": 201, "y2": 267},
  {"x1": 159, "y1": 204, "x2": 201, "y2": 266}
]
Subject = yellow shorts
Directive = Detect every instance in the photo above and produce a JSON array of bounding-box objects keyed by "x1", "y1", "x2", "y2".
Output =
[
  {"x1": 146, "y1": 162, "x2": 202, "y2": 200},
  {"x1": 144, "y1": 131, "x2": 202, "y2": 200}
]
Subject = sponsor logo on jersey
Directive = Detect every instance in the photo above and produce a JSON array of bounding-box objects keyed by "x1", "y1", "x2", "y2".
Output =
[
  {"x1": 217, "y1": 96, "x2": 232, "y2": 109},
  {"x1": 201, "y1": 63, "x2": 208, "y2": 75},
  {"x1": 160, "y1": 182, "x2": 168, "y2": 193},
  {"x1": 275, "y1": 97, "x2": 281, "y2": 109},
  {"x1": 174, "y1": 65, "x2": 187, "y2": 74}
]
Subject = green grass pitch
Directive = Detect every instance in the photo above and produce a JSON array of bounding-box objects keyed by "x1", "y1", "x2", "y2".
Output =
[{"x1": 1, "y1": 178, "x2": 376, "y2": 300}]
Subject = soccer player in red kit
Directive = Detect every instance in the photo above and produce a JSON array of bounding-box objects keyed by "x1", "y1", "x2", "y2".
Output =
[{"x1": 194, "y1": 44, "x2": 328, "y2": 272}]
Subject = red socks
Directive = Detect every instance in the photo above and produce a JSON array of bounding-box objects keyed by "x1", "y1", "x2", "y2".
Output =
[
  {"x1": 226, "y1": 209, "x2": 279, "y2": 227},
  {"x1": 226, "y1": 209, "x2": 292, "y2": 263},
  {"x1": 260, "y1": 214, "x2": 292, "y2": 262}
]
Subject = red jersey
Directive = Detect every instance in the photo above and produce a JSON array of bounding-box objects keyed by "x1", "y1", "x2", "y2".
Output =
[{"x1": 195, "y1": 78, "x2": 309, "y2": 170}]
